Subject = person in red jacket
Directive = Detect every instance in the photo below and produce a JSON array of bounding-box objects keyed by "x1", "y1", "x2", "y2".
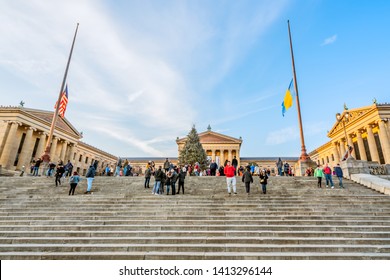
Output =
[{"x1": 224, "y1": 161, "x2": 237, "y2": 195}]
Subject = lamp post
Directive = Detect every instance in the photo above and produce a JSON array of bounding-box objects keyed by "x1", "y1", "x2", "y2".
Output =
[{"x1": 336, "y1": 111, "x2": 351, "y2": 160}]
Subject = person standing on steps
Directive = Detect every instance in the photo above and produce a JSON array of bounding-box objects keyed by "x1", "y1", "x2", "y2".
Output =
[
  {"x1": 224, "y1": 161, "x2": 237, "y2": 195},
  {"x1": 242, "y1": 165, "x2": 253, "y2": 195},
  {"x1": 85, "y1": 164, "x2": 96, "y2": 194},
  {"x1": 259, "y1": 169, "x2": 268, "y2": 194},
  {"x1": 334, "y1": 163, "x2": 344, "y2": 188},
  {"x1": 171, "y1": 168, "x2": 178, "y2": 195},
  {"x1": 323, "y1": 163, "x2": 335, "y2": 189},
  {"x1": 152, "y1": 166, "x2": 163, "y2": 195},
  {"x1": 177, "y1": 167, "x2": 186, "y2": 194},
  {"x1": 163, "y1": 158, "x2": 170, "y2": 173},
  {"x1": 314, "y1": 165, "x2": 324, "y2": 188},
  {"x1": 68, "y1": 171, "x2": 81, "y2": 195},
  {"x1": 144, "y1": 165, "x2": 151, "y2": 188},
  {"x1": 232, "y1": 156, "x2": 238, "y2": 175}
]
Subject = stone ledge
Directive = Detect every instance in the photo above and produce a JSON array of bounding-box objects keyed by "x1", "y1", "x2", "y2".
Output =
[{"x1": 350, "y1": 174, "x2": 390, "y2": 195}]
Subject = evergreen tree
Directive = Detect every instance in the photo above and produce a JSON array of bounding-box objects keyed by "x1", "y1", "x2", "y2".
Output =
[{"x1": 178, "y1": 125, "x2": 208, "y2": 170}]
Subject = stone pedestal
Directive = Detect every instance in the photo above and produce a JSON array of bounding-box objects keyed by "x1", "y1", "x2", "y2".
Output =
[
  {"x1": 340, "y1": 157, "x2": 370, "y2": 179},
  {"x1": 296, "y1": 159, "x2": 317, "y2": 176}
]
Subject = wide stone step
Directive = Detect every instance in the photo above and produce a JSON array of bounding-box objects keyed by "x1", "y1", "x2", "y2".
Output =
[
  {"x1": 0, "y1": 230, "x2": 389, "y2": 238},
  {"x1": 2, "y1": 236, "x2": 390, "y2": 245},
  {"x1": 0, "y1": 251, "x2": 389, "y2": 260},
  {"x1": 1, "y1": 219, "x2": 390, "y2": 226},
  {"x1": 1, "y1": 243, "x2": 390, "y2": 254}
]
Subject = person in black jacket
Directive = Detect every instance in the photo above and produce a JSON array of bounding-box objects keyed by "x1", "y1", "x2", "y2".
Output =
[
  {"x1": 55, "y1": 164, "x2": 65, "y2": 186},
  {"x1": 152, "y1": 166, "x2": 163, "y2": 195},
  {"x1": 242, "y1": 166, "x2": 253, "y2": 195},
  {"x1": 85, "y1": 165, "x2": 96, "y2": 194},
  {"x1": 177, "y1": 167, "x2": 186, "y2": 194},
  {"x1": 259, "y1": 169, "x2": 269, "y2": 194}
]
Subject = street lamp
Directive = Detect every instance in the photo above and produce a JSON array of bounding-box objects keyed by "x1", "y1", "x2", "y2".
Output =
[{"x1": 336, "y1": 111, "x2": 351, "y2": 160}]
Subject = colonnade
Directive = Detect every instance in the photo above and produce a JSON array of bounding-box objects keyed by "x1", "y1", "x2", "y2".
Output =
[
  {"x1": 331, "y1": 119, "x2": 390, "y2": 164},
  {"x1": 0, "y1": 121, "x2": 115, "y2": 174}
]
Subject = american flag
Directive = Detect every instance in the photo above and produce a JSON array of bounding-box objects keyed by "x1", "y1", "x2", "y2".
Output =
[{"x1": 55, "y1": 85, "x2": 69, "y2": 118}]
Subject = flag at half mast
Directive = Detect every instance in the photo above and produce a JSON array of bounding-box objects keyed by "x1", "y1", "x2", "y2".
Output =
[
  {"x1": 281, "y1": 79, "x2": 293, "y2": 117},
  {"x1": 54, "y1": 85, "x2": 69, "y2": 118}
]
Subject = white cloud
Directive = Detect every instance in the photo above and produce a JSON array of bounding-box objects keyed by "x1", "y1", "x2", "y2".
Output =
[{"x1": 321, "y1": 34, "x2": 337, "y2": 46}]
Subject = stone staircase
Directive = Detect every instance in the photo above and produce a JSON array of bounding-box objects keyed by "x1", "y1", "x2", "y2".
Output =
[{"x1": 0, "y1": 175, "x2": 390, "y2": 259}]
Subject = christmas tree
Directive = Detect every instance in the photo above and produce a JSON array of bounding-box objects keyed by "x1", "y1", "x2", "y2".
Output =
[{"x1": 178, "y1": 125, "x2": 208, "y2": 170}]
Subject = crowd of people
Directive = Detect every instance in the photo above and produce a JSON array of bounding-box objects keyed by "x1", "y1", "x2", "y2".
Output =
[{"x1": 24, "y1": 156, "x2": 346, "y2": 197}]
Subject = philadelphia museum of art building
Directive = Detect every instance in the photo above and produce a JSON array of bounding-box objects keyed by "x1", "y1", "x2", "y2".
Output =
[
  {"x1": 0, "y1": 106, "x2": 117, "y2": 176},
  {"x1": 0, "y1": 103, "x2": 389, "y2": 176}
]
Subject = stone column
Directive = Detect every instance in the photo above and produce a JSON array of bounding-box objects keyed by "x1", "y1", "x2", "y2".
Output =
[
  {"x1": 366, "y1": 124, "x2": 380, "y2": 163},
  {"x1": 67, "y1": 143, "x2": 76, "y2": 162},
  {"x1": 339, "y1": 139, "x2": 346, "y2": 159},
  {"x1": 35, "y1": 132, "x2": 47, "y2": 160},
  {"x1": 228, "y1": 149, "x2": 232, "y2": 162},
  {"x1": 50, "y1": 137, "x2": 59, "y2": 163},
  {"x1": 211, "y1": 149, "x2": 216, "y2": 161},
  {"x1": 237, "y1": 149, "x2": 241, "y2": 167},
  {"x1": 0, "y1": 122, "x2": 20, "y2": 169},
  {"x1": 60, "y1": 141, "x2": 68, "y2": 163},
  {"x1": 378, "y1": 120, "x2": 390, "y2": 164},
  {"x1": 356, "y1": 129, "x2": 367, "y2": 161},
  {"x1": 333, "y1": 142, "x2": 340, "y2": 163},
  {"x1": 16, "y1": 126, "x2": 36, "y2": 170}
]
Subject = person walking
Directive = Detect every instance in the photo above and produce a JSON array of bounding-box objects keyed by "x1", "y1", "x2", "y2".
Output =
[
  {"x1": 259, "y1": 169, "x2": 269, "y2": 194},
  {"x1": 334, "y1": 163, "x2": 344, "y2": 188},
  {"x1": 323, "y1": 163, "x2": 335, "y2": 189},
  {"x1": 224, "y1": 160, "x2": 237, "y2": 195},
  {"x1": 55, "y1": 164, "x2": 65, "y2": 187},
  {"x1": 242, "y1": 166, "x2": 253, "y2": 195},
  {"x1": 177, "y1": 167, "x2": 186, "y2": 194},
  {"x1": 314, "y1": 165, "x2": 324, "y2": 188},
  {"x1": 68, "y1": 171, "x2": 81, "y2": 195},
  {"x1": 85, "y1": 164, "x2": 96, "y2": 194}
]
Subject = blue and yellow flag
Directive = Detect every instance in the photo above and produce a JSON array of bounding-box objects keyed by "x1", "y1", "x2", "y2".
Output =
[{"x1": 281, "y1": 79, "x2": 293, "y2": 116}]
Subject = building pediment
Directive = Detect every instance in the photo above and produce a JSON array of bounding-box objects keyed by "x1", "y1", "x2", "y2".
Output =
[
  {"x1": 327, "y1": 105, "x2": 376, "y2": 137},
  {"x1": 177, "y1": 130, "x2": 242, "y2": 145},
  {"x1": 0, "y1": 106, "x2": 82, "y2": 139}
]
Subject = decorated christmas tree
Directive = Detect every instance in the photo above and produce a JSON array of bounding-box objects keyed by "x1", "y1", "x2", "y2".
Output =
[{"x1": 178, "y1": 125, "x2": 208, "y2": 170}]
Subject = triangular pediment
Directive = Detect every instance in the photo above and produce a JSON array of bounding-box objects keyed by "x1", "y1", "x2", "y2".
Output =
[
  {"x1": 177, "y1": 130, "x2": 242, "y2": 145},
  {"x1": 22, "y1": 108, "x2": 82, "y2": 138},
  {"x1": 327, "y1": 105, "x2": 376, "y2": 137}
]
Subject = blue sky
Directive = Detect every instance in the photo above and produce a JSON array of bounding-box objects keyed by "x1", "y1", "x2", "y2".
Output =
[{"x1": 1, "y1": 0, "x2": 389, "y2": 158}]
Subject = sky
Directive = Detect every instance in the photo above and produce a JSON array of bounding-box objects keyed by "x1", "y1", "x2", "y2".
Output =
[{"x1": 1, "y1": 0, "x2": 389, "y2": 158}]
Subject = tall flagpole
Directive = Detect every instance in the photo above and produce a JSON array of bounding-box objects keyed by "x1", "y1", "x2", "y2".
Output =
[
  {"x1": 287, "y1": 20, "x2": 310, "y2": 160},
  {"x1": 41, "y1": 23, "x2": 79, "y2": 163}
]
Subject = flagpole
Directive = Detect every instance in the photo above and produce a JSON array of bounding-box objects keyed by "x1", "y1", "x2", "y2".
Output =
[
  {"x1": 287, "y1": 20, "x2": 310, "y2": 160},
  {"x1": 41, "y1": 23, "x2": 79, "y2": 163}
]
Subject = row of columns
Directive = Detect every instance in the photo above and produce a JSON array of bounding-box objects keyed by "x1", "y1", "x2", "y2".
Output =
[
  {"x1": 333, "y1": 120, "x2": 390, "y2": 164},
  {"x1": 209, "y1": 149, "x2": 240, "y2": 167},
  {"x1": 0, "y1": 121, "x2": 77, "y2": 170}
]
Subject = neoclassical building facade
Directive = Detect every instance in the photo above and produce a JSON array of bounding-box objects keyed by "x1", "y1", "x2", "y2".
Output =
[
  {"x1": 0, "y1": 106, "x2": 117, "y2": 176},
  {"x1": 309, "y1": 103, "x2": 390, "y2": 167},
  {"x1": 176, "y1": 127, "x2": 243, "y2": 167}
]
